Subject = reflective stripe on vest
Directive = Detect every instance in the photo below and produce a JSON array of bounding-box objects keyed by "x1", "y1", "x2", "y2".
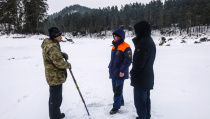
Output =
[{"x1": 112, "y1": 42, "x2": 130, "y2": 52}]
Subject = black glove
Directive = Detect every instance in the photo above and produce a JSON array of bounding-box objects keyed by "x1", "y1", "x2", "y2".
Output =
[
  {"x1": 68, "y1": 62, "x2": 72, "y2": 69},
  {"x1": 62, "y1": 52, "x2": 68, "y2": 60}
]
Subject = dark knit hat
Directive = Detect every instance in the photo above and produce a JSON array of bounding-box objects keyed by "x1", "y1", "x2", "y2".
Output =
[
  {"x1": 134, "y1": 21, "x2": 151, "y2": 38},
  {"x1": 113, "y1": 33, "x2": 121, "y2": 38},
  {"x1": 112, "y1": 28, "x2": 125, "y2": 41},
  {"x1": 48, "y1": 27, "x2": 62, "y2": 39}
]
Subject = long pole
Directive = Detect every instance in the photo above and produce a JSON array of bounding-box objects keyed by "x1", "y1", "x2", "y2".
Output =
[{"x1": 66, "y1": 61, "x2": 90, "y2": 116}]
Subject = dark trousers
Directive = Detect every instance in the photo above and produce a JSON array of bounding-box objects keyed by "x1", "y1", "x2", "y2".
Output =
[
  {"x1": 49, "y1": 84, "x2": 63, "y2": 119},
  {"x1": 112, "y1": 78, "x2": 124, "y2": 109},
  {"x1": 134, "y1": 88, "x2": 151, "y2": 119}
]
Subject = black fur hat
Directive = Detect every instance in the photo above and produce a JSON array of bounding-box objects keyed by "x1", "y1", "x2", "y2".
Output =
[
  {"x1": 48, "y1": 27, "x2": 62, "y2": 39},
  {"x1": 134, "y1": 21, "x2": 151, "y2": 38}
]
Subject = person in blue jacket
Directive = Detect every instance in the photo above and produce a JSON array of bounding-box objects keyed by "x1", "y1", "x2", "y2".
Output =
[{"x1": 108, "y1": 28, "x2": 132, "y2": 114}]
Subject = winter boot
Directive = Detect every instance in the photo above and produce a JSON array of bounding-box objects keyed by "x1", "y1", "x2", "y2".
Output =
[
  {"x1": 61, "y1": 113, "x2": 65, "y2": 118},
  {"x1": 110, "y1": 108, "x2": 119, "y2": 115}
]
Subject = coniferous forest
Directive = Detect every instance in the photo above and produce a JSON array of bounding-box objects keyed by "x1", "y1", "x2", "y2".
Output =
[
  {"x1": 0, "y1": 0, "x2": 48, "y2": 34},
  {"x1": 0, "y1": 0, "x2": 209, "y2": 36}
]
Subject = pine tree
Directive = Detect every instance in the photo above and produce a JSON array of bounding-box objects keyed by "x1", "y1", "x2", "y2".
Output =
[
  {"x1": 23, "y1": 0, "x2": 48, "y2": 34},
  {"x1": 0, "y1": 0, "x2": 19, "y2": 34},
  {"x1": 0, "y1": 0, "x2": 6, "y2": 31}
]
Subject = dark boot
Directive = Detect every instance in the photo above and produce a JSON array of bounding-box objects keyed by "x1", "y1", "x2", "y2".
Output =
[
  {"x1": 61, "y1": 113, "x2": 65, "y2": 118},
  {"x1": 110, "y1": 108, "x2": 119, "y2": 115}
]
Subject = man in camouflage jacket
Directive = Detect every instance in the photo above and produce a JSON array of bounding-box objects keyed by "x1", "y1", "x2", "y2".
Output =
[{"x1": 41, "y1": 27, "x2": 70, "y2": 119}]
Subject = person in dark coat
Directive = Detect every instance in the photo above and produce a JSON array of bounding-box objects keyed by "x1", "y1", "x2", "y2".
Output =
[
  {"x1": 108, "y1": 28, "x2": 132, "y2": 114},
  {"x1": 130, "y1": 21, "x2": 156, "y2": 119}
]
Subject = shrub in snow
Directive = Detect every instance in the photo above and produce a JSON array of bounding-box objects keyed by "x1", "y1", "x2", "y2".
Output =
[
  {"x1": 61, "y1": 40, "x2": 67, "y2": 42},
  {"x1": 65, "y1": 37, "x2": 74, "y2": 44},
  {"x1": 182, "y1": 36, "x2": 187, "y2": 39},
  {"x1": 168, "y1": 38, "x2": 173, "y2": 41},
  {"x1": 165, "y1": 43, "x2": 170, "y2": 46},
  {"x1": 194, "y1": 41, "x2": 201, "y2": 44},
  {"x1": 181, "y1": 40, "x2": 187, "y2": 43},
  {"x1": 39, "y1": 38, "x2": 45, "y2": 40},
  {"x1": 200, "y1": 38, "x2": 207, "y2": 42},
  {"x1": 159, "y1": 37, "x2": 166, "y2": 46}
]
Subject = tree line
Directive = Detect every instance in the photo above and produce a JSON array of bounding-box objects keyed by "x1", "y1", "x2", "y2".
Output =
[
  {"x1": 0, "y1": 0, "x2": 209, "y2": 36},
  {"x1": 0, "y1": 0, "x2": 48, "y2": 34},
  {"x1": 45, "y1": 0, "x2": 210, "y2": 36}
]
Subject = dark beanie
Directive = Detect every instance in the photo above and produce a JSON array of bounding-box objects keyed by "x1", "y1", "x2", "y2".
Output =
[
  {"x1": 48, "y1": 27, "x2": 62, "y2": 39},
  {"x1": 112, "y1": 28, "x2": 125, "y2": 41},
  {"x1": 134, "y1": 21, "x2": 151, "y2": 38}
]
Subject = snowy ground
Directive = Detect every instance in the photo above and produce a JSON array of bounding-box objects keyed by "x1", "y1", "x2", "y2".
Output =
[{"x1": 0, "y1": 34, "x2": 210, "y2": 119}]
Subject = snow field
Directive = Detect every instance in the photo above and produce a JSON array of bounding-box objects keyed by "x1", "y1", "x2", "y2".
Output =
[{"x1": 0, "y1": 35, "x2": 210, "y2": 119}]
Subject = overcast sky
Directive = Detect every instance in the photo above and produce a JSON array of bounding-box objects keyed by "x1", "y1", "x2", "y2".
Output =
[{"x1": 47, "y1": 0, "x2": 152, "y2": 15}]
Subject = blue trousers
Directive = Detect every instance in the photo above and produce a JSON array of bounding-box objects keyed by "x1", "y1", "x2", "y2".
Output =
[
  {"x1": 49, "y1": 84, "x2": 63, "y2": 119},
  {"x1": 112, "y1": 78, "x2": 124, "y2": 109},
  {"x1": 134, "y1": 88, "x2": 151, "y2": 119}
]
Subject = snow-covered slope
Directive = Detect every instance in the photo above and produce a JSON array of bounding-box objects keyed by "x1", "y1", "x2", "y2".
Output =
[{"x1": 0, "y1": 35, "x2": 210, "y2": 119}]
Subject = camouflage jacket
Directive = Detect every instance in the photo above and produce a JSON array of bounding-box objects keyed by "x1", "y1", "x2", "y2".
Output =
[{"x1": 41, "y1": 38, "x2": 71, "y2": 86}]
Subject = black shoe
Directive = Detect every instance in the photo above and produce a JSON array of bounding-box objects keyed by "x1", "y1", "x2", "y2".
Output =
[
  {"x1": 110, "y1": 108, "x2": 119, "y2": 115},
  {"x1": 61, "y1": 113, "x2": 65, "y2": 118}
]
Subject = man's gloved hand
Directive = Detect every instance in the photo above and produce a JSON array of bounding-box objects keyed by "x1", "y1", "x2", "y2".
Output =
[
  {"x1": 62, "y1": 52, "x2": 68, "y2": 60},
  {"x1": 68, "y1": 62, "x2": 72, "y2": 69}
]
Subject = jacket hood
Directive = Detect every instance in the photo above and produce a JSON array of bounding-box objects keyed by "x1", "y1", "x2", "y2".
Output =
[
  {"x1": 132, "y1": 37, "x2": 138, "y2": 47},
  {"x1": 134, "y1": 21, "x2": 151, "y2": 39},
  {"x1": 112, "y1": 28, "x2": 125, "y2": 41},
  {"x1": 41, "y1": 38, "x2": 50, "y2": 49}
]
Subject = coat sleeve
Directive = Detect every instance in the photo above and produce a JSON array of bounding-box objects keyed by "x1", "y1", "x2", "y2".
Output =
[
  {"x1": 108, "y1": 49, "x2": 112, "y2": 68},
  {"x1": 48, "y1": 46, "x2": 71, "y2": 69},
  {"x1": 120, "y1": 47, "x2": 132, "y2": 73}
]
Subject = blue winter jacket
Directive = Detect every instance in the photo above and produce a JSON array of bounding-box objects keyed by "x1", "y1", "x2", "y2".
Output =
[
  {"x1": 109, "y1": 42, "x2": 132, "y2": 79},
  {"x1": 109, "y1": 28, "x2": 132, "y2": 79}
]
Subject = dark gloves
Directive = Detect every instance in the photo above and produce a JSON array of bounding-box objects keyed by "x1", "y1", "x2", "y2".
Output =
[
  {"x1": 68, "y1": 62, "x2": 71, "y2": 69},
  {"x1": 62, "y1": 52, "x2": 68, "y2": 60}
]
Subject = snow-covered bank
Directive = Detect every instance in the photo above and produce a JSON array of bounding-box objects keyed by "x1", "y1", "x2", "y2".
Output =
[{"x1": 0, "y1": 35, "x2": 210, "y2": 119}]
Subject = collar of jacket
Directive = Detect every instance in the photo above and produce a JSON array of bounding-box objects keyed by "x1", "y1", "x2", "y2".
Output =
[
  {"x1": 112, "y1": 42, "x2": 130, "y2": 52},
  {"x1": 47, "y1": 38, "x2": 60, "y2": 49},
  {"x1": 132, "y1": 36, "x2": 151, "y2": 47},
  {"x1": 112, "y1": 40, "x2": 123, "y2": 49},
  {"x1": 132, "y1": 37, "x2": 138, "y2": 47},
  {"x1": 50, "y1": 38, "x2": 60, "y2": 47}
]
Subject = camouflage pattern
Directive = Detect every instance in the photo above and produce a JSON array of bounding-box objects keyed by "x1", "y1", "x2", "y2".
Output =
[{"x1": 41, "y1": 38, "x2": 71, "y2": 86}]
